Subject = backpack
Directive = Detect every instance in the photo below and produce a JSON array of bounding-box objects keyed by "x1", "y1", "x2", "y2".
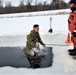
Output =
[{"x1": 68, "y1": 12, "x2": 76, "y2": 33}]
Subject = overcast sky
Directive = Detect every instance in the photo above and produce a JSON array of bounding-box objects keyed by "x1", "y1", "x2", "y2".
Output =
[{"x1": 3, "y1": 0, "x2": 70, "y2": 6}]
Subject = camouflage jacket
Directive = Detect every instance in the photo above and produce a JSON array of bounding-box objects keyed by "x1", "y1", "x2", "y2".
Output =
[{"x1": 25, "y1": 30, "x2": 44, "y2": 55}]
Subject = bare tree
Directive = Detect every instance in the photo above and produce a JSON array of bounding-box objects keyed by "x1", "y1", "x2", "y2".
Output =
[
  {"x1": 51, "y1": 0, "x2": 60, "y2": 9},
  {"x1": 51, "y1": 0, "x2": 67, "y2": 9},
  {"x1": 37, "y1": 0, "x2": 43, "y2": 11},
  {"x1": 24, "y1": 0, "x2": 33, "y2": 12},
  {"x1": 5, "y1": 1, "x2": 12, "y2": 13},
  {"x1": 0, "y1": 0, "x2": 3, "y2": 7},
  {"x1": 0, "y1": 0, "x2": 3, "y2": 14},
  {"x1": 19, "y1": 0, "x2": 26, "y2": 12},
  {"x1": 44, "y1": 1, "x2": 47, "y2": 5},
  {"x1": 5, "y1": 1, "x2": 12, "y2": 8},
  {"x1": 24, "y1": 0, "x2": 33, "y2": 5},
  {"x1": 34, "y1": 0, "x2": 37, "y2": 5},
  {"x1": 19, "y1": 0, "x2": 25, "y2": 7},
  {"x1": 59, "y1": 0, "x2": 67, "y2": 9}
]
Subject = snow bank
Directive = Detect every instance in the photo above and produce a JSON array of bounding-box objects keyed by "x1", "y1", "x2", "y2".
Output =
[
  {"x1": 0, "y1": 14, "x2": 69, "y2": 36},
  {"x1": 0, "y1": 9, "x2": 70, "y2": 18},
  {"x1": 0, "y1": 9, "x2": 70, "y2": 36}
]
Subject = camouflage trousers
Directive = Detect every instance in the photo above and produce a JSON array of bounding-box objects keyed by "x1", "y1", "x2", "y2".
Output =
[{"x1": 26, "y1": 54, "x2": 41, "y2": 68}]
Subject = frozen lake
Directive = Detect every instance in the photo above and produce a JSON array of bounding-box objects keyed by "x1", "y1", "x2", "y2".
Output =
[
  {"x1": 0, "y1": 9, "x2": 76, "y2": 74},
  {"x1": 0, "y1": 33, "x2": 75, "y2": 74}
]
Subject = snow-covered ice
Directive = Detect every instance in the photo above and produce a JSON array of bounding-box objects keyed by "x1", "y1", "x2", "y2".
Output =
[
  {"x1": 0, "y1": 33, "x2": 74, "y2": 74},
  {"x1": 0, "y1": 9, "x2": 70, "y2": 36},
  {"x1": 0, "y1": 9, "x2": 76, "y2": 74}
]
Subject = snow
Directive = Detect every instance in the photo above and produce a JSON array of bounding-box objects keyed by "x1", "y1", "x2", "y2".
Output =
[
  {"x1": 0, "y1": 33, "x2": 74, "y2": 74},
  {"x1": 0, "y1": 9, "x2": 76, "y2": 74},
  {"x1": 2, "y1": 15, "x2": 68, "y2": 35},
  {"x1": 0, "y1": 9, "x2": 70, "y2": 17},
  {"x1": 0, "y1": 9, "x2": 70, "y2": 36}
]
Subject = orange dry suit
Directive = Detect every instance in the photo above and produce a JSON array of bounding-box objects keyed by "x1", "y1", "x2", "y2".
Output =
[
  {"x1": 68, "y1": 11, "x2": 76, "y2": 48},
  {"x1": 68, "y1": 12, "x2": 76, "y2": 33}
]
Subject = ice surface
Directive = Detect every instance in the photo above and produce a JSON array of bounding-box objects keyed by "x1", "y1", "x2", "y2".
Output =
[
  {"x1": 0, "y1": 33, "x2": 74, "y2": 74},
  {"x1": 0, "y1": 9, "x2": 76, "y2": 74},
  {"x1": 0, "y1": 9, "x2": 70, "y2": 36}
]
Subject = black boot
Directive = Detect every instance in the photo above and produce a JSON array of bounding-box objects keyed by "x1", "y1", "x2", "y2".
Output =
[
  {"x1": 30, "y1": 58, "x2": 40, "y2": 69},
  {"x1": 69, "y1": 50, "x2": 76, "y2": 56},
  {"x1": 34, "y1": 63, "x2": 40, "y2": 68},
  {"x1": 68, "y1": 49, "x2": 75, "y2": 52},
  {"x1": 30, "y1": 63, "x2": 40, "y2": 68}
]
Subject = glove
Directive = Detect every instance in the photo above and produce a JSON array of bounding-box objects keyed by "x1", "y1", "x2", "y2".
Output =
[
  {"x1": 30, "y1": 50, "x2": 35, "y2": 56},
  {"x1": 43, "y1": 44, "x2": 45, "y2": 47},
  {"x1": 36, "y1": 44, "x2": 40, "y2": 49},
  {"x1": 36, "y1": 45, "x2": 39, "y2": 49}
]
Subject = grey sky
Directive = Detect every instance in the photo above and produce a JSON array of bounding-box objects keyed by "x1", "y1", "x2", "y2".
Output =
[{"x1": 3, "y1": 0, "x2": 70, "y2": 6}]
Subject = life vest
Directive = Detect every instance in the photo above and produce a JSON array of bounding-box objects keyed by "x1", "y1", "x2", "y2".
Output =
[{"x1": 68, "y1": 12, "x2": 76, "y2": 33}]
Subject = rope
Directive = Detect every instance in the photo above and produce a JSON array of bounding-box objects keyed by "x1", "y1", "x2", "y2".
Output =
[
  {"x1": 46, "y1": 44, "x2": 72, "y2": 46},
  {"x1": 25, "y1": 41, "x2": 72, "y2": 46}
]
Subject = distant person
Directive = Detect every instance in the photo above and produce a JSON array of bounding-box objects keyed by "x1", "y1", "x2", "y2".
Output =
[
  {"x1": 25, "y1": 24, "x2": 45, "y2": 68},
  {"x1": 68, "y1": 0, "x2": 76, "y2": 56}
]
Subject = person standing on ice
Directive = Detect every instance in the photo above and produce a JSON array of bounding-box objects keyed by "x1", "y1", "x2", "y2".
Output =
[
  {"x1": 25, "y1": 24, "x2": 45, "y2": 68},
  {"x1": 68, "y1": 0, "x2": 76, "y2": 56}
]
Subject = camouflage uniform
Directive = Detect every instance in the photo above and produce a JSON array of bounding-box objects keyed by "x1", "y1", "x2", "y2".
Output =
[
  {"x1": 25, "y1": 30, "x2": 44, "y2": 56},
  {"x1": 25, "y1": 30, "x2": 45, "y2": 68}
]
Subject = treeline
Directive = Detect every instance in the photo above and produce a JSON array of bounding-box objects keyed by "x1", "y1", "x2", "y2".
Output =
[{"x1": 0, "y1": 0, "x2": 69, "y2": 14}]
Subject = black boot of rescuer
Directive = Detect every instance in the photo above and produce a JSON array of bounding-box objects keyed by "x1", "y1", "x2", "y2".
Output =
[
  {"x1": 69, "y1": 49, "x2": 76, "y2": 56},
  {"x1": 68, "y1": 48, "x2": 76, "y2": 53}
]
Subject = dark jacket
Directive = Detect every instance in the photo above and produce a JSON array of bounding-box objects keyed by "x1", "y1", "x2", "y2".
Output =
[
  {"x1": 70, "y1": 0, "x2": 76, "y2": 12},
  {"x1": 70, "y1": 0, "x2": 76, "y2": 4}
]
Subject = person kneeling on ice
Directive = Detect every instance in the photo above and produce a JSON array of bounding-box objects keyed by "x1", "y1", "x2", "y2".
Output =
[
  {"x1": 68, "y1": 0, "x2": 76, "y2": 56},
  {"x1": 25, "y1": 24, "x2": 45, "y2": 68}
]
